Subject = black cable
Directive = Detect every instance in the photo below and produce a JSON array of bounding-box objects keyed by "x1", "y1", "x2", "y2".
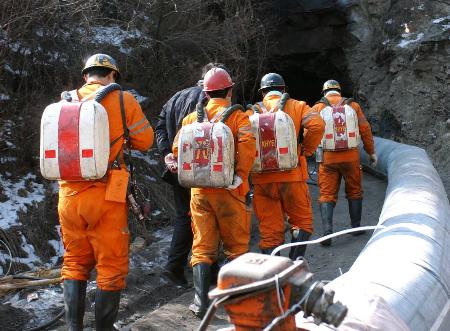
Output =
[{"x1": 24, "y1": 308, "x2": 65, "y2": 331}]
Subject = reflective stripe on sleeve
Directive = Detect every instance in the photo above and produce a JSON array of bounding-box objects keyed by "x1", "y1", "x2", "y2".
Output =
[
  {"x1": 128, "y1": 117, "x2": 148, "y2": 131},
  {"x1": 129, "y1": 123, "x2": 152, "y2": 136},
  {"x1": 301, "y1": 112, "x2": 320, "y2": 126}
]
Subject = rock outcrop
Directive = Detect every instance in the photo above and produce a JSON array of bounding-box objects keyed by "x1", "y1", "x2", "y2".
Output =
[{"x1": 262, "y1": 0, "x2": 450, "y2": 193}]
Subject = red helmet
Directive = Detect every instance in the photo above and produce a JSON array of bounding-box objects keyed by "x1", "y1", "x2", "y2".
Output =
[{"x1": 203, "y1": 68, "x2": 234, "y2": 92}]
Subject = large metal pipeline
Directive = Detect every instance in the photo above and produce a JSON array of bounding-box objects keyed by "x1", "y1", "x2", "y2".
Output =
[{"x1": 327, "y1": 137, "x2": 450, "y2": 330}]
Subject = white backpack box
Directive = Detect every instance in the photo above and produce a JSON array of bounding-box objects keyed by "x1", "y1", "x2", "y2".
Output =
[
  {"x1": 177, "y1": 104, "x2": 242, "y2": 188},
  {"x1": 249, "y1": 93, "x2": 298, "y2": 173},
  {"x1": 320, "y1": 98, "x2": 360, "y2": 151},
  {"x1": 40, "y1": 84, "x2": 121, "y2": 181}
]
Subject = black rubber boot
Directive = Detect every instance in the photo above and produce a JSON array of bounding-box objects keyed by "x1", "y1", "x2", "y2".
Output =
[
  {"x1": 210, "y1": 261, "x2": 220, "y2": 286},
  {"x1": 95, "y1": 289, "x2": 121, "y2": 331},
  {"x1": 289, "y1": 229, "x2": 311, "y2": 260},
  {"x1": 189, "y1": 263, "x2": 211, "y2": 318},
  {"x1": 63, "y1": 280, "x2": 87, "y2": 331},
  {"x1": 348, "y1": 199, "x2": 366, "y2": 236},
  {"x1": 162, "y1": 265, "x2": 188, "y2": 287},
  {"x1": 164, "y1": 184, "x2": 193, "y2": 287},
  {"x1": 320, "y1": 202, "x2": 335, "y2": 246}
]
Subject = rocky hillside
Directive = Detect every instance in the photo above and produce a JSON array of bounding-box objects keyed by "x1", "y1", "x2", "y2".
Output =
[{"x1": 261, "y1": 0, "x2": 450, "y2": 192}]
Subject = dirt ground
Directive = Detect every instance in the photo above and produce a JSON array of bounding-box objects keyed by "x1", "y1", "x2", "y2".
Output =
[
  {"x1": 0, "y1": 169, "x2": 386, "y2": 331},
  {"x1": 127, "y1": 171, "x2": 387, "y2": 331}
]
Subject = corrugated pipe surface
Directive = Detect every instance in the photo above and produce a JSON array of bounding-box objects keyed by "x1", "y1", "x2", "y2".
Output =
[{"x1": 328, "y1": 137, "x2": 450, "y2": 331}]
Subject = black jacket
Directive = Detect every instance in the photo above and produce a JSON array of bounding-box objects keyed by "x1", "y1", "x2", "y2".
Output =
[{"x1": 155, "y1": 85, "x2": 205, "y2": 157}]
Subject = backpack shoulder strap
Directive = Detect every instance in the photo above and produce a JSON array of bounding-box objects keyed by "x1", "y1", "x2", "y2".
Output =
[
  {"x1": 315, "y1": 97, "x2": 331, "y2": 107},
  {"x1": 119, "y1": 91, "x2": 129, "y2": 141},
  {"x1": 257, "y1": 102, "x2": 269, "y2": 113},
  {"x1": 111, "y1": 91, "x2": 130, "y2": 169},
  {"x1": 343, "y1": 97, "x2": 355, "y2": 106},
  {"x1": 278, "y1": 93, "x2": 289, "y2": 112}
]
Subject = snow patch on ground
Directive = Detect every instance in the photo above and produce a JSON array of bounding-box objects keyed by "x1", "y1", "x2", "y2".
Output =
[
  {"x1": 1, "y1": 119, "x2": 17, "y2": 148},
  {"x1": 132, "y1": 151, "x2": 159, "y2": 166},
  {"x1": 0, "y1": 173, "x2": 46, "y2": 229},
  {"x1": 48, "y1": 226, "x2": 63, "y2": 265},
  {"x1": 15, "y1": 234, "x2": 42, "y2": 267},
  {"x1": 153, "y1": 229, "x2": 172, "y2": 243},
  {"x1": 129, "y1": 227, "x2": 172, "y2": 271},
  {"x1": 5, "y1": 286, "x2": 64, "y2": 329},
  {"x1": 432, "y1": 16, "x2": 450, "y2": 24},
  {"x1": 152, "y1": 209, "x2": 162, "y2": 217},
  {"x1": 398, "y1": 32, "x2": 424, "y2": 48},
  {"x1": 145, "y1": 175, "x2": 157, "y2": 182},
  {"x1": 90, "y1": 26, "x2": 143, "y2": 54},
  {"x1": 128, "y1": 89, "x2": 149, "y2": 104},
  {"x1": 4, "y1": 63, "x2": 29, "y2": 76},
  {"x1": 0, "y1": 93, "x2": 10, "y2": 101}
]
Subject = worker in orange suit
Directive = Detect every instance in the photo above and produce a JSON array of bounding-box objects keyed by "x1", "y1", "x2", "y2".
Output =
[
  {"x1": 166, "y1": 67, "x2": 256, "y2": 318},
  {"x1": 248, "y1": 73, "x2": 325, "y2": 259},
  {"x1": 312, "y1": 80, "x2": 376, "y2": 246},
  {"x1": 58, "y1": 54, "x2": 153, "y2": 330}
]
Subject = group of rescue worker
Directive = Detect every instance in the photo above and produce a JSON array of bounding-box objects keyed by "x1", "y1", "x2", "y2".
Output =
[{"x1": 55, "y1": 54, "x2": 376, "y2": 330}]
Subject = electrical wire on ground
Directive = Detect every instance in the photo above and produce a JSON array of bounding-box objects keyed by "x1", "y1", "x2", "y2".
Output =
[
  {"x1": 271, "y1": 225, "x2": 386, "y2": 256},
  {"x1": 0, "y1": 235, "x2": 63, "y2": 330},
  {"x1": 0, "y1": 238, "x2": 13, "y2": 277},
  {"x1": 24, "y1": 308, "x2": 65, "y2": 331}
]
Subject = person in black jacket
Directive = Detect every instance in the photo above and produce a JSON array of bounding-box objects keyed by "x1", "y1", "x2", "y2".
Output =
[{"x1": 156, "y1": 63, "x2": 227, "y2": 286}]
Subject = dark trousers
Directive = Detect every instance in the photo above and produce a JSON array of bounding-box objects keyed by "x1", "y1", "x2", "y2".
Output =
[{"x1": 165, "y1": 182, "x2": 193, "y2": 273}]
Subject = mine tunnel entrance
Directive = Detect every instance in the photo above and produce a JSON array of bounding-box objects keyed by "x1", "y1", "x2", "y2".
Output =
[
  {"x1": 260, "y1": 2, "x2": 355, "y2": 106},
  {"x1": 266, "y1": 52, "x2": 354, "y2": 106}
]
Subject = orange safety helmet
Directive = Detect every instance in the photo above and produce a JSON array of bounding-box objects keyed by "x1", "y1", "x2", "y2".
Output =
[{"x1": 203, "y1": 68, "x2": 234, "y2": 92}]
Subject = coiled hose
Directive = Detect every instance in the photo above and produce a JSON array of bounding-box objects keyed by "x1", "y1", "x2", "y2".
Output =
[
  {"x1": 197, "y1": 103, "x2": 245, "y2": 123},
  {"x1": 247, "y1": 104, "x2": 261, "y2": 114},
  {"x1": 246, "y1": 93, "x2": 289, "y2": 114},
  {"x1": 279, "y1": 93, "x2": 289, "y2": 111},
  {"x1": 94, "y1": 83, "x2": 122, "y2": 103},
  {"x1": 220, "y1": 104, "x2": 245, "y2": 122},
  {"x1": 196, "y1": 102, "x2": 206, "y2": 122}
]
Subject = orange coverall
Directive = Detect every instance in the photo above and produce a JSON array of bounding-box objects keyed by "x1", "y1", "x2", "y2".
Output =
[
  {"x1": 248, "y1": 92, "x2": 325, "y2": 250},
  {"x1": 58, "y1": 81, "x2": 153, "y2": 290},
  {"x1": 173, "y1": 98, "x2": 256, "y2": 266},
  {"x1": 312, "y1": 94, "x2": 375, "y2": 203}
]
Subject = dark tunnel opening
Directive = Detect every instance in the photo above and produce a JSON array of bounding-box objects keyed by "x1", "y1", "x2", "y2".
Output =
[
  {"x1": 266, "y1": 51, "x2": 354, "y2": 106},
  {"x1": 253, "y1": 2, "x2": 356, "y2": 106}
]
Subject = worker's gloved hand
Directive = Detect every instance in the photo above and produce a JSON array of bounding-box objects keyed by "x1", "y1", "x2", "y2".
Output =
[
  {"x1": 164, "y1": 153, "x2": 178, "y2": 173},
  {"x1": 369, "y1": 154, "x2": 378, "y2": 167},
  {"x1": 226, "y1": 175, "x2": 243, "y2": 190}
]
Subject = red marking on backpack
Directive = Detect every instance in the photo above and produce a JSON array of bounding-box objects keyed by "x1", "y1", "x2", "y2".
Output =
[
  {"x1": 279, "y1": 147, "x2": 288, "y2": 154},
  {"x1": 81, "y1": 149, "x2": 93, "y2": 158},
  {"x1": 45, "y1": 150, "x2": 56, "y2": 158},
  {"x1": 58, "y1": 103, "x2": 82, "y2": 179},
  {"x1": 258, "y1": 113, "x2": 279, "y2": 171}
]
